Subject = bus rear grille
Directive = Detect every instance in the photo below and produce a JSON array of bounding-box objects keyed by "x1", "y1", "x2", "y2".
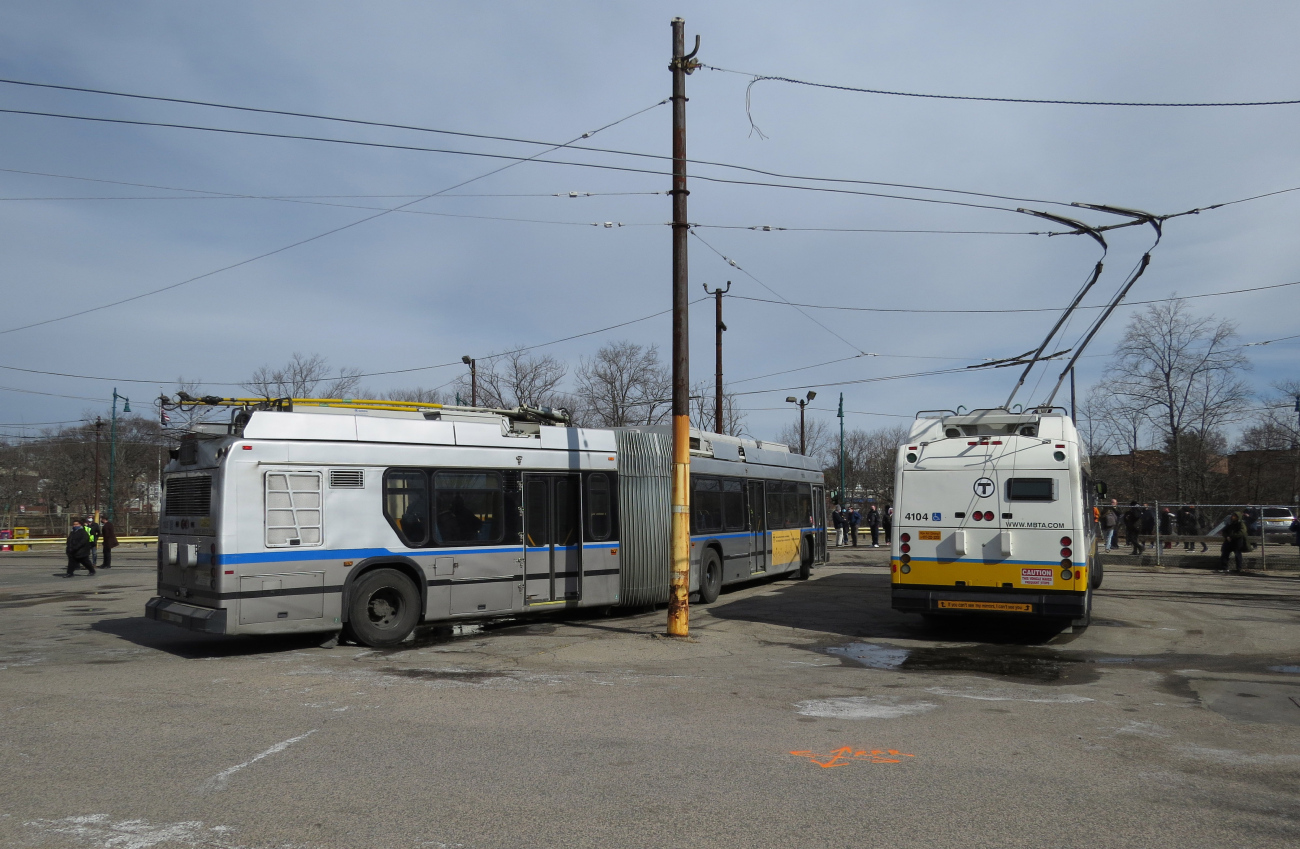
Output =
[{"x1": 165, "y1": 476, "x2": 212, "y2": 516}]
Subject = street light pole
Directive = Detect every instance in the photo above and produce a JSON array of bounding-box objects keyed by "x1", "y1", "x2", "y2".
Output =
[
  {"x1": 667, "y1": 16, "x2": 699, "y2": 638},
  {"x1": 838, "y1": 393, "x2": 845, "y2": 505},
  {"x1": 93, "y1": 417, "x2": 104, "y2": 522},
  {"x1": 461, "y1": 356, "x2": 477, "y2": 407},
  {"x1": 785, "y1": 391, "x2": 816, "y2": 455},
  {"x1": 108, "y1": 389, "x2": 130, "y2": 523},
  {"x1": 704, "y1": 281, "x2": 730, "y2": 434}
]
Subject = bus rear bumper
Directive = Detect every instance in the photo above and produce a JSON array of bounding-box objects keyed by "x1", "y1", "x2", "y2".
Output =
[
  {"x1": 146, "y1": 597, "x2": 229, "y2": 634},
  {"x1": 892, "y1": 587, "x2": 1086, "y2": 618}
]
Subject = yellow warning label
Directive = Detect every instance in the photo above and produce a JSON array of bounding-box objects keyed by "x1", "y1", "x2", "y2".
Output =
[
  {"x1": 918, "y1": 530, "x2": 941, "y2": 541},
  {"x1": 937, "y1": 600, "x2": 1033, "y2": 612}
]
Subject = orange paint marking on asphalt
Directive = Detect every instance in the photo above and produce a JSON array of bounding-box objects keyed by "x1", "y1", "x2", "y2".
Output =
[{"x1": 790, "y1": 747, "x2": 916, "y2": 768}]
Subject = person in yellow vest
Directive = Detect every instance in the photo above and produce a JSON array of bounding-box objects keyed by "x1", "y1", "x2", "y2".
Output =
[{"x1": 84, "y1": 516, "x2": 100, "y2": 568}]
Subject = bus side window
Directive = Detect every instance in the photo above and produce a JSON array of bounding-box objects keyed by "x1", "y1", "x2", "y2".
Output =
[
  {"x1": 766, "y1": 482, "x2": 786, "y2": 530},
  {"x1": 433, "y1": 471, "x2": 505, "y2": 545},
  {"x1": 796, "y1": 483, "x2": 812, "y2": 528},
  {"x1": 383, "y1": 469, "x2": 428, "y2": 547},
  {"x1": 587, "y1": 473, "x2": 612, "y2": 541},
  {"x1": 721, "y1": 479, "x2": 745, "y2": 532},
  {"x1": 693, "y1": 476, "x2": 722, "y2": 534}
]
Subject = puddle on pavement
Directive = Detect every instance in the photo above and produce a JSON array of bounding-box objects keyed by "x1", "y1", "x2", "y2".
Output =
[
  {"x1": 377, "y1": 666, "x2": 506, "y2": 683},
  {"x1": 825, "y1": 641, "x2": 1100, "y2": 684},
  {"x1": 1268, "y1": 665, "x2": 1300, "y2": 674}
]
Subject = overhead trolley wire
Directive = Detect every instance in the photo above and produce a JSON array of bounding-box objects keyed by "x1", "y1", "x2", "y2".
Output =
[
  {"x1": 703, "y1": 64, "x2": 1300, "y2": 108},
  {"x1": 0, "y1": 99, "x2": 670, "y2": 336},
  {"x1": 727, "y1": 279, "x2": 1300, "y2": 315}
]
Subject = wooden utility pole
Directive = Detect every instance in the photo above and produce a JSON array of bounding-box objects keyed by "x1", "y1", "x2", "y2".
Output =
[
  {"x1": 93, "y1": 417, "x2": 104, "y2": 522},
  {"x1": 704, "y1": 281, "x2": 730, "y2": 434},
  {"x1": 462, "y1": 356, "x2": 477, "y2": 407},
  {"x1": 667, "y1": 17, "x2": 699, "y2": 637}
]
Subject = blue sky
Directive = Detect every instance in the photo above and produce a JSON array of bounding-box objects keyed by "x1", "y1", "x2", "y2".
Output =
[{"x1": 1, "y1": 1, "x2": 1296, "y2": 441}]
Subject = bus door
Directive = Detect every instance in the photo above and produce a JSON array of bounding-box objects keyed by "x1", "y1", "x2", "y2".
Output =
[
  {"x1": 524, "y1": 474, "x2": 582, "y2": 604},
  {"x1": 812, "y1": 484, "x2": 827, "y2": 562},
  {"x1": 748, "y1": 480, "x2": 768, "y2": 573}
]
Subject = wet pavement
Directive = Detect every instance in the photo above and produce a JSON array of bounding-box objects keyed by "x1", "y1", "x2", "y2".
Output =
[{"x1": 2, "y1": 547, "x2": 1299, "y2": 848}]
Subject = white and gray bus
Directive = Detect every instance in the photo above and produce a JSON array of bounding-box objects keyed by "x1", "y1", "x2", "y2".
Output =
[
  {"x1": 147, "y1": 401, "x2": 827, "y2": 646},
  {"x1": 890, "y1": 407, "x2": 1100, "y2": 623}
]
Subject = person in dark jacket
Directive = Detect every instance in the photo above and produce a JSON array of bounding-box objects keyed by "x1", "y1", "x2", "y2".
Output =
[
  {"x1": 1291, "y1": 516, "x2": 1300, "y2": 549},
  {"x1": 1242, "y1": 506, "x2": 1261, "y2": 536},
  {"x1": 64, "y1": 519, "x2": 96, "y2": 577},
  {"x1": 1159, "y1": 507, "x2": 1174, "y2": 549},
  {"x1": 882, "y1": 506, "x2": 893, "y2": 545},
  {"x1": 865, "y1": 503, "x2": 881, "y2": 547},
  {"x1": 1123, "y1": 502, "x2": 1144, "y2": 555},
  {"x1": 1220, "y1": 512, "x2": 1248, "y2": 573},
  {"x1": 831, "y1": 507, "x2": 845, "y2": 547},
  {"x1": 100, "y1": 518, "x2": 119, "y2": 569},
  {"x1": 847, "y1": 507, "x2": 861, "y2": 547}
]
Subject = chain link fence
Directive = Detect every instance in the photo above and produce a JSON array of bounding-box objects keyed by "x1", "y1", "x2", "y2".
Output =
[{"x1": 1098, "y1": 502, "x2": 1300, "y2": 570}]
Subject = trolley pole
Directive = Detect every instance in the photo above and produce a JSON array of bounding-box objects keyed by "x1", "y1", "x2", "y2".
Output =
[
  {"x1": 667, "y1": 17, "x2": 699, "y2": 638},
  {"x1": 704, "y1": 281, "x2": 730, "y2": 434},
  {"x1": 1069, "y1": 367, "x2": 1077, "y2": 420}
]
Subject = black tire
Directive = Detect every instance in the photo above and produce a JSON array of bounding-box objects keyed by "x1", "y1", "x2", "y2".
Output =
[
  {"x1": 797, "y1": 537, "x2": 812, "y2": 580},
  {"x1": 1091, "y1": 555, "x2": 1104, "y2": 589},
  {"x1": 347, "y1": 568, "x2": 421, "y2": 647},
  {"x1": 699, "y1": 549, "x2": 722, "y2": 604},
  {"x1": 1073, "y1": 587, "x2": 1093, "y2": 629}
]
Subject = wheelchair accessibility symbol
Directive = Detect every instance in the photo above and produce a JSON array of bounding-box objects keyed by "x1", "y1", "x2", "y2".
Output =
[{"x1": 973, "y1": 477, "x2": 996, "y2": 498}]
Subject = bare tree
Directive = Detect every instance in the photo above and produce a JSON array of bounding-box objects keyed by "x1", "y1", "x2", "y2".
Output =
[
  {"x1": 572, "y1": 341, "x2": 671, "y2": 427},
  {"x1": 1237, "y1": 379, "x2": 1300, "y2": 505},
  {"x1": 243, "y1": 352, "x2": 363, "y2": 400},
  {"x1": 689, "y1": 381, "x2": 747, "y2": 436},
  {"x1": 384, "y1": 386, "x2": 449, "y2": 404},
  {"x1": 452, "y1": 349, "x2": 568, "y2": 410},
  {"x1": 774, "y1": 416, "x2": 831, "y2": 459},
  {"x1": 1107, "y1": 299, "x2": 1251, "y2": 500}
]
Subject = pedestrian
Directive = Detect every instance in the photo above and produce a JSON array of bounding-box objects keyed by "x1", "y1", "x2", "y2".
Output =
[
  {"x1": 100, "y1": 517, "x2": 118, "y2": 569},
  {"x1": 865, "y1": 503, "x2": 881, "y2": 547},
  {"x1": 883, "y1": 506, "x2": 893, "y2": 545},
  {"x1": 1242, "y1": 506, "x2": 1261, "y2": 536},
  {"x1": 1101, "y1": 499, "x2": 1119, "y2": 551},
  {"x1": 1124, "y1": 501, "x2": 1143, "y2": 555},
  {"x1": 1177, "y1": 505, "x2": 1200, "y2": 552},
  {"x1": 1291, "y1": 516, "x2": 1300, "y2": 550},
  {"x1": 1219, "y1": 511, "x2": 1248, "y2": 573},
  {"x1": 64, "y1": 519, "x2": 96, "y2": 577},
  {"x1": 85, "y1": 515, "x2": 100, "y2": 568},
  {"x1": 1159, "y1": 507, "x2": 1174, "y2": 549},
  {"x1": 848, "y1": 505, "x2": 861, "y2": 547},
  {"x1": 831, "y1": 506, "x2": 845, "y2": 547}
]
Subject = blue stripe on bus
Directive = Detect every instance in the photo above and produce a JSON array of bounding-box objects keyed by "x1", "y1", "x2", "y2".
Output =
[
  {"x1": 904, "y1": 556, "x2": 1086, "y2": 568},
  {"x1": 218, "y1": 541, "x2": 618, "y2": 566}
]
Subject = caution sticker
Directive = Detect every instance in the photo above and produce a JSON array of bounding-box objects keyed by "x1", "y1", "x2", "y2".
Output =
[
  {"x1": 918, "y1": 530, "x2": 941, "y2": 541},
  {"x1": 1020, "y1": 568, "x2": 1053, "y2": 586}
]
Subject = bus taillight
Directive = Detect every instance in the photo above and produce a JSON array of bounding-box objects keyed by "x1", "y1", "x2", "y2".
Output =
[
  {"x1": 1060, "y1": 536, "x2": 1072, "y2": 546},
  {"x1": 900, "y1": 533, "x2": 911, "y2": 543}
]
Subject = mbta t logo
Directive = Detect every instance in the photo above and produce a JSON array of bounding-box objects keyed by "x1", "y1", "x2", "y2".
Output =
[{"x1": 973, "y1": 477, "x2": 996, "y2": 498}]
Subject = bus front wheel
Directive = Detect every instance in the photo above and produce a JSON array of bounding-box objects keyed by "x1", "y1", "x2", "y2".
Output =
[
  {"x1": 347, "y1": 568, "x2": 421, "y2": 647},
  {"x1": 797, "y1": 537, "x2": 812, "y2": 580},
  {"x1": 699, "y1": 549, "x2": 722, "y2": 604}
]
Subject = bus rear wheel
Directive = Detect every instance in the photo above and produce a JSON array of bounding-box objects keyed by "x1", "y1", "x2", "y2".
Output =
[
  {"x1": 699, "y1": 549, "x2": 722, "y2": 604},
  {"x1": 347, "y1": 568, "x2": 421, "y2": 647},
  {"x1": 797, "y1": 537, "x2": 812, "y2": 580}
]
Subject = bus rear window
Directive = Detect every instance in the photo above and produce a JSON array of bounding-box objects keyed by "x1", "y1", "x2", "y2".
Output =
[{"x1": 1005, "y1": 478, "x2": 1056, "y2": 501}]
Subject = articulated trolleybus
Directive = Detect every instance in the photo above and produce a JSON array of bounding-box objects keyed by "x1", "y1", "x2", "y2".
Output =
[
  {"x1": 890, "y1": 407, "x2": 1100, "y2": 624},
  {"x1": 147, "y1": 399, "x2": 827, "y2": 646}
]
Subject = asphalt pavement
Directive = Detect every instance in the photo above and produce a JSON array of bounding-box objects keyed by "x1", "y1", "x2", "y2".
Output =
[{"x1": 1, "y1": 546, "x2": 1298, "y2": 849}]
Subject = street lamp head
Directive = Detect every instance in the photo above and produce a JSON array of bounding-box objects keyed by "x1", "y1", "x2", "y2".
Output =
[
  {"x1": 122, "y1": 399, "x2": 131, "y2": 413},
  {"x1": 461, "y1": 355, "x2": 473, "y2": 366},
  {"x1": 806, "y1": 391, "x2": 816, "y2": 401},
  {"x1": 786, "y1": 397, "x2": 798, "y2": 404}
]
